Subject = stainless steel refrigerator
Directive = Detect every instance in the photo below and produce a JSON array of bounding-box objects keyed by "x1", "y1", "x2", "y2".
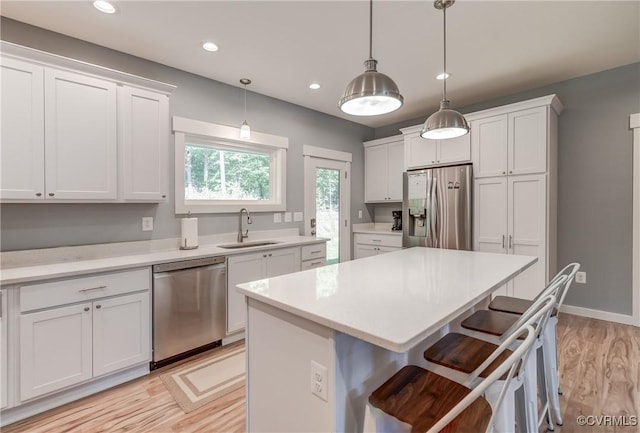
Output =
[{"x1": 402, "y1": 164, "x2": 472, "y2": 250}]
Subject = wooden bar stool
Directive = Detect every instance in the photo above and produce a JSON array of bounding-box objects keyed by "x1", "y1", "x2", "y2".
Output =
[
  {"x1": 422, "y1": 292, "x2": 559, "y2": 433},
  {"x1": 488, "y1": 263, "x2": 580, "y2": 424},
  {"x1": 459, "y1": 275, "x2": 569, "y2": 431},
  {"x1": 366, "y1": 324, "x2": 537, "y2": 433}
]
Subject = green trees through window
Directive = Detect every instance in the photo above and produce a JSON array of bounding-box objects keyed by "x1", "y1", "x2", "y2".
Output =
[{"x1": 185, "y1": 143, "x2": 270, "y2": 200}]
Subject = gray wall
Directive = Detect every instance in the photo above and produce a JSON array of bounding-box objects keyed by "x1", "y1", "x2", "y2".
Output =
[
  {"x1": 0, "y1": 18, "x2": 375, "y2": 251},
  {"x1": 374, "y1": 62, "x2": 640, "y2": 316}
]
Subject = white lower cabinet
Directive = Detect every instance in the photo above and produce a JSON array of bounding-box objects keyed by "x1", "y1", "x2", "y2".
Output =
[
  {"x1": 92, "y1": 292, "x2": 150, "y2": 377},
  {"x1": 227, "y1": 247, "x2": 302, "y2": 335},
  {"x1": 353, "y1": 233, "x2": 402, "y2": 259},
  {"x1": 20, "y1": 303, "x2": 93, "y2": 401},
  {"x1": 1, "y1": 288, "x2": 8, "y2": 409},
  {"x1": 18, "y1": 269, "x2": 151, "y2": 402},
  {"x1": 474, "y1": 174, "x2": 547, "y2": 300}
]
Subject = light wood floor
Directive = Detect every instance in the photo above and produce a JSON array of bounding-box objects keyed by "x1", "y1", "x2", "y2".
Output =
[{"x1": 3, "y1": 314, "x2": 639, "y2": 433}]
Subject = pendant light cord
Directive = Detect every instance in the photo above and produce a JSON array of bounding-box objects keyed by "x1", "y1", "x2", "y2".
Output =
[
  {"x1": 369, "y1": 0, "x2": 373, "y2": 60},
  {"x1": 243, "y1": 84, "x2": 247, "y2": 119},
  {"x1": 442, "y1": 2, "x2": 447, "y2": 101}
]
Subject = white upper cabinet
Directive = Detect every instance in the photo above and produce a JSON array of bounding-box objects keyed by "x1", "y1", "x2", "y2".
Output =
[
  {"x1": 0, "y1": 57, "x2": 45, "y2": 200},
  {"x1": 471, "y1": 105, "x2": 548, "y2": 178},
  {"x1": 118, "y1": 86, "x2": 170, "y2": 201},
  {"x1": 364, "y1": 136, "x2": 404, "y2": 202},
  {"x1": 401, "y1": 126, "x2": 471, "y2": 170},
  {"x1": 44, "y1": 68, "x2": 118, "y2": 200},
  {"x1": 0, "y1": 42, "x2": 174, "y2": 203}
]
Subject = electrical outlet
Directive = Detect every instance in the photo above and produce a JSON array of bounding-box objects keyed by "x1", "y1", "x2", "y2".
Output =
[
  {"x1": 575, "y1": 271, "x2": 587, "y2": 284},
  {"x1": 284, "y1": 212, "x2": 292, "y2": 222},
  {"x1": 310, "y1": 361, "x2": 328, "y2": 401},
  {"x1": 294, "y1": 212, "x2": 304, "y2": 222},
  {"x1": 142, "y1": 217, "x2": 154, "y2": 231},
  {"x1": 358, "y1": 210, "x2": 363, "y2": 219},
  {"x1": 273, "y1": 213, "x2": 282, "y2": 223}
]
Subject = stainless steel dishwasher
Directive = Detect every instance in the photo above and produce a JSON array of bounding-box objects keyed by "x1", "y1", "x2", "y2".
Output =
[{"x1": 152, "y1": 256, "x2": 226, "y2": 368}]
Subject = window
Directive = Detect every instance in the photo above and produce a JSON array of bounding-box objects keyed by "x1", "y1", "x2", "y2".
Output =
[{"x1": 174, "y1": 117, "x2": 287, "y2": 214}]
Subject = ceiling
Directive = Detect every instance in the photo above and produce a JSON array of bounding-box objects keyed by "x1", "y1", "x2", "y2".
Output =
[{"x1": 2, "y1": 1, "x2": 639, "y2": 128}]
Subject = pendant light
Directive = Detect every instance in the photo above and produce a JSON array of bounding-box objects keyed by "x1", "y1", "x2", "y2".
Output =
[
  {"x1": 420, "y1": 0, "x2": 469, "y2": 139},
  {"x1": 240, "y1": 78, "x2": 251, "y2": 139},
  {"x1": 338, "y1": 0, "x2": 403, "y2": 116}
]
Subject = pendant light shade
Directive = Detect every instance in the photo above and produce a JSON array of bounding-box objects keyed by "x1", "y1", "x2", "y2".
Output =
[
  {"x1": 421, "y1": 100, "x2": 469, "y2": 139},
  {"x1": 339, "y1": 0, "x2": 403, "y2": 116},
  {"x1": 420, "y1": 0, "x2": 469, "y2": 140},
  {"x1": 240, "y1": 78, "x2": 251, "y2": 140}
]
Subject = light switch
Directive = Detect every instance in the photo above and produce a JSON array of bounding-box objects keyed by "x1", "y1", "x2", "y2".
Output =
[
  {"x1": 284, "y1": 212, "x2": 292, "y2": 222},
  {"x1": 294, "y1": 212, "x2": 304, "y2": 222},
  {"x1": 274, "y1": 213, "x2": 282, "y2": 223}
]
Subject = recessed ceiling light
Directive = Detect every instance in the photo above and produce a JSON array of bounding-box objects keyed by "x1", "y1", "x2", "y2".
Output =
[
  {"x1": 93, "y1": 0, "x2": 116, "y2": 14},
  {"x1": 436, "y1": 72, "x2": 450, "y2": 80},
  {"x1": 202, "y1": 42, "x2": 219, "y2": 52},
  {"x1": 309, "y1": 83, "x2": 321, "y2": 90}
]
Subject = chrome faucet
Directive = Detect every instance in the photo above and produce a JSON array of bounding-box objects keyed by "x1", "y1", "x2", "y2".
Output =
[{"x1": 237, "y1": 208, "x2": 252, "y2": 243}]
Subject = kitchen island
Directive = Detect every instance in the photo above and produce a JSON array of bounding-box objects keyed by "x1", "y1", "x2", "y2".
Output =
[{"x1": 237, "y1": 247, "x2": 536, "y2": 433}]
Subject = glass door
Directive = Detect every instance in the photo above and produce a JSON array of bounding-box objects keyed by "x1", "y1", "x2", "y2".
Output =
[{"x1": 304, "y1": 155, "x2": 350, "y2": 263}]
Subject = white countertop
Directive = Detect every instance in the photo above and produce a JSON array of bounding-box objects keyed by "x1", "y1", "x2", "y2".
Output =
[
  {"x1": 237, "y1": 247, "x2": 536, "y2": 353},
  {"x1": 352, "y1": 223, "x2": 402, "y2": 236},
  {"x1": 0, "y1": 230, "x2": 326, "y2": 285}
]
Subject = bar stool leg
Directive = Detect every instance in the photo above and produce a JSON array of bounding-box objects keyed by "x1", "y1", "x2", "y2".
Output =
[
  {"x1": 521, "y1": 346, "x2": 540, "y2": 433},
  {"x1": 485, "y1": 380, "x2": 517, "y2": 433},
  {"x1": 543, "y1": 318, "x2": 563, "y2": 425}
]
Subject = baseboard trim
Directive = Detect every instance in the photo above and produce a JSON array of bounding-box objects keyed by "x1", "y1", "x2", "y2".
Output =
[
  {"x1": 0, "y1": 363, "x2": 149, "y2": 427},
  {"x1": 561, "y1": 304, "x2": 636, "y2": 326}
]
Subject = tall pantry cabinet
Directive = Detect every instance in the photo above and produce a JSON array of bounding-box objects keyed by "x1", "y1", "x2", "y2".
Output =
[{"x1": 468, "y1": 95, "x2": 563, "y2": 300}]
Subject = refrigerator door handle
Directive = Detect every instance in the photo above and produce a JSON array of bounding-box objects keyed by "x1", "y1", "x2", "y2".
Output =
[
  {"x1": 502, "y1": 235, "x2": 506, "y2": 249},
  {"x1": 508, "y1": 235, "x2": 513, "y2": 249},
  {"x1": 430, "y1": 177, "x2": 438, "y2": 245}
]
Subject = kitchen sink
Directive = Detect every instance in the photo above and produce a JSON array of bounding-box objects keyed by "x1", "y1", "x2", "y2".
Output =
[{"x1": 217, "y1": 240, "x2": 281, "y2": 249}]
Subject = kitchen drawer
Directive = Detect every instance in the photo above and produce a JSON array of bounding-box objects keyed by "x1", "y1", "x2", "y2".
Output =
[
  {"x1": 301, "y1": 243, "x2": 326, "y2": 261},
  {"x1": 301, "y1": 258, "x2": 326, "y2": 270},
  {"x1": 354, "y1": 233, "x2": 402, "y2": 248},
  {"x1": 20, "y1": 268, "x2": 150, "y2": 312}
]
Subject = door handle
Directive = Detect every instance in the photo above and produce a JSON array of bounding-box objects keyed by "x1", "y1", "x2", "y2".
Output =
[
  {"x1": 508, "y1": 235, "x2": 513, "y2": 249},
  {"x1": 502, "y1": 235, "x2": 505, "y2": 249},
  {"x1": 310, "y1": 217, "x2": 316, "y2": 236}
]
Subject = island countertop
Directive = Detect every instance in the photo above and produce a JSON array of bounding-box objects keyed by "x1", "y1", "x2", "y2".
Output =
[{"x1": 237, "y1": 247, "x2": 536, "y2": 353}]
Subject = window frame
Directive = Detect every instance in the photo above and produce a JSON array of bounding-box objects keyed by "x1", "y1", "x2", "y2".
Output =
[{"x1": 173, "y1": 116, "x2": 288, "y2": 214}]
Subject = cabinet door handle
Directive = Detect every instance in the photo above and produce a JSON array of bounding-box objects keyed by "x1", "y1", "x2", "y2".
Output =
[
  {"x1": 502, "y1": 235, "x2": 505, "y2": 249},
  {"x1": 310, "y1": 261, "x2": 323, "y2": 266},
  {"x1": 502, "y1": 171, "x2": 506, "y2": 175},
  {"x1": 310, "y1": 250, "x2": 322, "y2": 254},
  {"x1": 95, "y1": 304, "x2": 102, "y2": 309},
  {"x1": 509, "y1": 235, "x2": 513, "y2": 249},
  {"x1": 268, "y1": 253, "x2": 272, "y2": 257},
  {"x1": 372, "y1": 239, "x2": 381, "y2": 242},
  {"x1": 84, "y1": 307, "x2": 90, "y2": 312},
  {"x1": 509, "y1": 170, "x2": 513, "y2": 174},
  {"x1": 78, "y1": 285, "x2": 107, "y2": 293},
  {"x1": 263, "y1": 254, "x2": 267, "y2": 258},
  {"x1": 48, "y1": 192, "x2": 55, "y2": 197},
  {"x1": 162, "y1": 194, "x2": 167, "y2": 198},
  {"x1": 35, "y1": 192, "x2": 42, "y2": 197}
]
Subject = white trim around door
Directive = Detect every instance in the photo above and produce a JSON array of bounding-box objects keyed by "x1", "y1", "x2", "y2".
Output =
[{"x1": 631, "y1": 113, "x2": 640, "y2": 327}]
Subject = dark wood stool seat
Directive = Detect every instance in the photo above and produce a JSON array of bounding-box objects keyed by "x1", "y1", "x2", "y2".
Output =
[
  {"x1": 369, "y1": 365, "x2": 492, "y2": 433},
  {"x1": 489, "y1": 296, "x2": 558, "y2": 317},
  {"x1": 423, "y1": 333, "x2": 519, "y2": 380},
  {"x1": 461, "y1": 309, "x2": 521, "y2": 337}
]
